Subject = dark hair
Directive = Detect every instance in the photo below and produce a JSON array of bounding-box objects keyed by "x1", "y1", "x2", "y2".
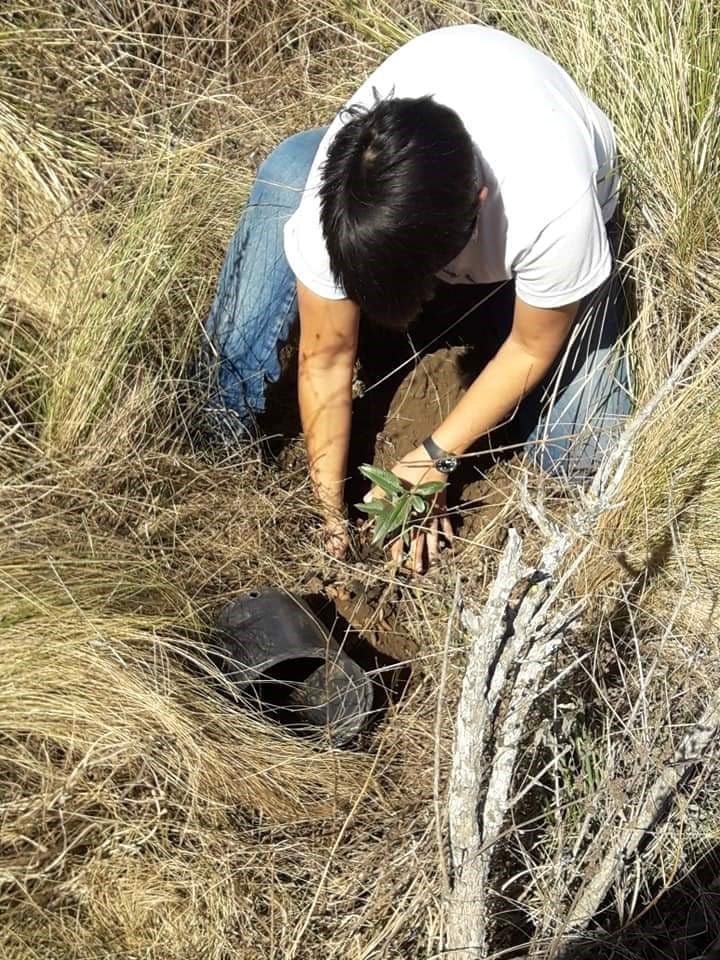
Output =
[{"x1": 319, "y1": 95, "x2": 479, "y2": 328}]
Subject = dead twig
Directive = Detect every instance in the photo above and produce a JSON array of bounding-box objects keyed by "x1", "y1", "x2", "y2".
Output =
[
  {"x1": 445, "y1": 321, "x2": 720, "y2": 959},
  {"x1": 446, "y1": 529, "x2": 528, "y2": 955},
  {"x1": 560, "y1": 687, "x2": 720, "y2": 940}
]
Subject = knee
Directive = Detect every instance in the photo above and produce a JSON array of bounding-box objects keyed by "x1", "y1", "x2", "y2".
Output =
[
  {"x1": 528, "y1": 437, "x2": 580, "y2": 483},
  {"x1": 257, "y1": 128, "x2": 327, "y2": 190},
  {"x1": 529, "y1": 419, "x2": 624, "y2": 485},
  {"x1": 532, "y1": 442, "x2": 593, "y2": 484}
]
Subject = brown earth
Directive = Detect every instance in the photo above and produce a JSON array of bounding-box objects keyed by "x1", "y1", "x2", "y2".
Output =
[
  {"x1": 266, "y1": 284, "x2": 526, "y2": 663},
  {"x1": 270, "y1": 339, "x2": 520, "y2": 665},
  {"x1": 365, "y1": 345, "x2": 509, "y2": 521}
]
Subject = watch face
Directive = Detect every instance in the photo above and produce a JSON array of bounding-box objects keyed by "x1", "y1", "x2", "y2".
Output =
[{"x1": 436, "y1": 456, "x2": 458, "y2": 474}]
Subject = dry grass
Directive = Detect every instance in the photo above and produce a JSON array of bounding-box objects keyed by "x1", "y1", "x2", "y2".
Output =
[{"x1": 1, "y1": 1, "x2": 719, "y2": 957}]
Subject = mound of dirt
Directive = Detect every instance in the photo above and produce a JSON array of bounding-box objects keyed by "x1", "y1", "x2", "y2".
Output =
[
  {"x1": 307, "y1": 344, "x2": 514, "y2": 663},
  {"x1": 268, "y1": 305, "x2": 521, "y2": 662},
  {"x1": 369, "y1": 346, "x2": 468, "y2": 464},
  {"x1": 349, "y1": 343, "x2": 515, "y2": 540}
]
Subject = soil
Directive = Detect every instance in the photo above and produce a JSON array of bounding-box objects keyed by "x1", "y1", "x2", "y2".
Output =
[
  {"x1": 344, "y1": 346, "x2": 516, "y2": 663},
  {"x1": 363, "y1": 345, "x2": 507, "y2": 527},
  {"x1": 266, "y1": 283, "x2": 523, "y2": 664}
]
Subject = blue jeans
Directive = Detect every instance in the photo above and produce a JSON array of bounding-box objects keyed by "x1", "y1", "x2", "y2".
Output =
[{"x1": 204, "y1": 128, "x2": 632, "y2": 479}]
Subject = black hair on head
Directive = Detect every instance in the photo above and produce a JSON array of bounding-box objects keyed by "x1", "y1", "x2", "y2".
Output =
[{"x1": 319, "y1": 94, "x2": 479, "y2": 328}]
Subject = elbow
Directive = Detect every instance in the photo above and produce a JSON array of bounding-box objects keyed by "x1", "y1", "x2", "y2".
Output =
[
  {"x1": 506, "y1": 334, "x2": 562, "y2": 371},
  {"x1": 298, "y1": 345, "x2": 356, "y2": 376}
]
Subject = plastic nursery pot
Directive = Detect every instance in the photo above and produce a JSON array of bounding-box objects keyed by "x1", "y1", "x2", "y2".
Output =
[{"x1": 213, "y1": 588, "x2": 373, "y2": 746}]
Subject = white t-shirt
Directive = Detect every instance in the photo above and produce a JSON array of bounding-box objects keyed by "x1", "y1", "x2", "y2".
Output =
[{"x1": 283, "y1": 26, "x2": 619, "y2": 309}]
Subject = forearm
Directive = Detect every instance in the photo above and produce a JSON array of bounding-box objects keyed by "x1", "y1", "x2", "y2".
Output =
[
  {"x1": 298, "y1": 361, "x2": 353, "y2": 515},
  {"x1": 295, "y1": 280, "x2": 359, "y2": 519},
  {"x1": 433, "y1": 335, "x2": 558, "y2": 454}
]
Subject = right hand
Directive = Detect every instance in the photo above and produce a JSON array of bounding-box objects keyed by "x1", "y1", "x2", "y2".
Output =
[
  {"x1": 389, "y1": 487, "x2": 453, "y2": 574},
  {"x1": 322, "y1": 515, "x2": 350, "y2": 560}
]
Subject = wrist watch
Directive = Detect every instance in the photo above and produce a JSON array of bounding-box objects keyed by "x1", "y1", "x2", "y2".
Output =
[{"x1": 422, "y1": 436, "x2": 459, "y2": 475}]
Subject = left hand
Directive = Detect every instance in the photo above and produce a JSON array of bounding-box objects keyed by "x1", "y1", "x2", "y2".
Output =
[
  {"x1": 365, "y1": 447, "x2": 454, "y2": 573},
  {"x1": 322, "y1": 514, "x2": 351, "y2": 560}
]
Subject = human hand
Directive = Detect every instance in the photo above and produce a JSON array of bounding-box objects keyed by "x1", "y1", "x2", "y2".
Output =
[
  {"x1": 364, "y1": 448, "x2": 454, "y2": 574},
  {"x1": 322, "y1": 514, "x2": 350, "y2": 560},
  {"x1": 390, "y1": 484, "x2": 453, "y2": 573}
]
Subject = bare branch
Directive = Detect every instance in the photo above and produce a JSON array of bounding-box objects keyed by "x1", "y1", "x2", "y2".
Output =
[
  {"x1": 561, "y1": 688, "x2": 720, "y2": 939},
  {"x1": 451, "y1": 529, "x2": 527, "y2": 872},
  {"x1": 446, "y1": 530, "x2": 527, "y2": 957},
  {"x1": 445, "y1": 321, "x2": 720, "y2": 960}
]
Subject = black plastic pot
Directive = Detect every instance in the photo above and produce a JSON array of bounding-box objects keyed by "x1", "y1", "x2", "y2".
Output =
[{"x1": 213, "y1": 588, "x2": 372, "y2": 745}]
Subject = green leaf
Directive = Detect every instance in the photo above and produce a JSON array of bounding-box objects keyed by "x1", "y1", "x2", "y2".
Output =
[
  {"x1": 372, "y1": 496, "x2": 411, "y2": 545},
  {"x1": 355, "y1": 499, "x2": 387, "y2": 515},
  {"x1": 371, "y1": 515, "x2": 389, "y2": 546},
  {"x1": 358, "y1": 464, "x2": 405, "y2": 497},
  {"x1": 400, "y1": 496, "x2": 414, "y2": 531},
  {"x1": 372, "y1": 504, "x2": 400, "y2": 545},
  {"x1": 412, "y1": 480, "x2": 447, "y2": 497},
  {"x1": 410, "y1": 494, "x2": 427, "y2": 515}
]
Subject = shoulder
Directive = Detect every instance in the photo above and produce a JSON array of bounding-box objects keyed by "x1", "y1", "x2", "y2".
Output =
[{"x1": 513, "y1": 183, "x2": 613, "y2": 308}]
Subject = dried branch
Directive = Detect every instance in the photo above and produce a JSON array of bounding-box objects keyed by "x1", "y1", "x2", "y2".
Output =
[
  {"x1": 481, "y1": 605, "x2": 583, "y2": 848},
  {"x1": 445, "y1": 321, "x2": 720, "y2": 959},
  {"x1": 561, "y1": 687, "x2": 720, "y2": 938},
  {"x1": 446, "y1": 530, "x2": 528, "y2": 955},
  {"x1": 450, "y1": 529, "x2": 527, "y2": 872},
  {"x1": 446, "y1": 532, "x2": 583, "y2": 958}
]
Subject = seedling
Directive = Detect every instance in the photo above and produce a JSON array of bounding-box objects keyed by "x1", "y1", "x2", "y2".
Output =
[{"x1": 355, "y1": 464, "x2": 447, "y2": 547}]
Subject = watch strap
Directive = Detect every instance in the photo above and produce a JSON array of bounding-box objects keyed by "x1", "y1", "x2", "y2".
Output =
[{"x1": 422, "y1": 435, "x2": 453, "y2": 463}]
